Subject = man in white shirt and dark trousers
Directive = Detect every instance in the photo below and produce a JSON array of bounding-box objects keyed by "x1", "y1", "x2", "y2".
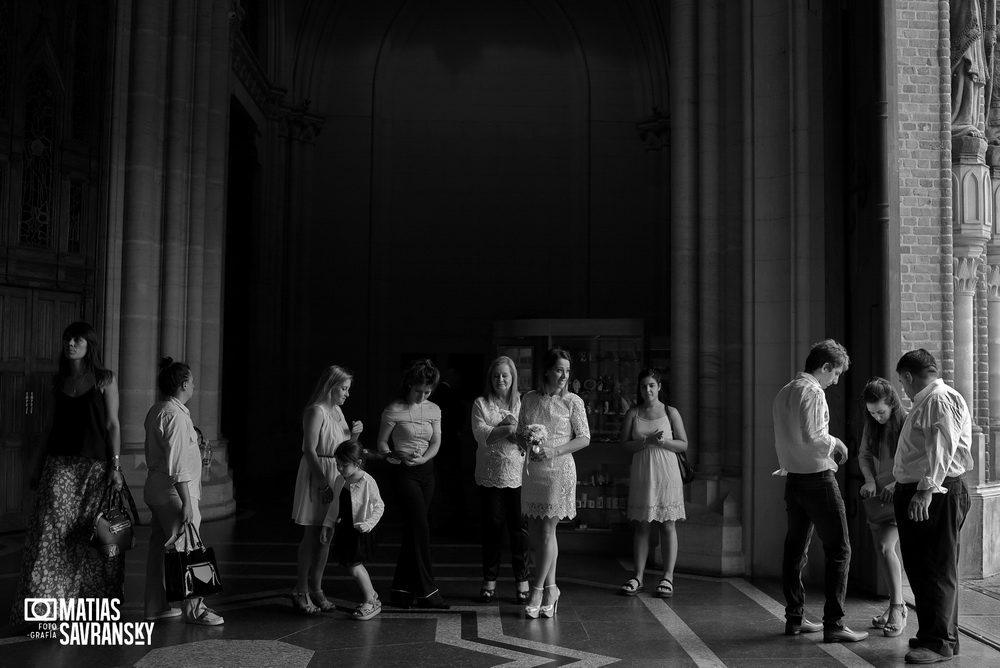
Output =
[
  {"x1": 894, "y1": 349, "x2": 973, "y2": 665},
  {"x1": 772, "y1": 339, "x2": 868, "y2": 643}
]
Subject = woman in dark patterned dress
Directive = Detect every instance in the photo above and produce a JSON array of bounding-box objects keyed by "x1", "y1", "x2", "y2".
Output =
[{"x1": 9, "y1": 322, "x2": 124, "y2": 628}]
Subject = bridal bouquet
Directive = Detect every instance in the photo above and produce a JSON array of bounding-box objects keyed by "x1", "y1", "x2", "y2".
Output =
[{"x1": 518, "y1": 423, "x2": 550, "y2": 462}]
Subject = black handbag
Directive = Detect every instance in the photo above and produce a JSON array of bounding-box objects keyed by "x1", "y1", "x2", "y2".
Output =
[
  {"x1": 90, "y1": 479, "x2": 140, "y2": 557},
  {"x1": 164, "y1": 522, "x2": 224, "y2": 601},
  {"x1": 676, "y1": 452, "x2": 695, "y2": 484},
  {"x1": 862, "y1": 470, "x2": 896, "y2": 524}
]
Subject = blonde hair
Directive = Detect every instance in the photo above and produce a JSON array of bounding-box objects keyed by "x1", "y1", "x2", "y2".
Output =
[
  {"x1": 306, "y1": 365, "x2": 353, "y2": 409},
  {"x1": 484, "y1": 356, "x2": 521, "y2": 413}
]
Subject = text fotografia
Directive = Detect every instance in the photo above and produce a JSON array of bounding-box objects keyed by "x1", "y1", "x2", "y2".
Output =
[{"x1": 24, "y1": 598, "x2": 154, "y2": 646}]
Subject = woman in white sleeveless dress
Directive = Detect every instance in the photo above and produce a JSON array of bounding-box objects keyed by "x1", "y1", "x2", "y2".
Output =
[
  {"x1": 618, "y1": 369, "x2": 687, "y2": 598},
  {"x1": 290, "y1": 365, "x2": 363, "y2": 614}
]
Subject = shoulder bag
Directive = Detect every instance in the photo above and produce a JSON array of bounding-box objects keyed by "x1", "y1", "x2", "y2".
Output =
[
  {"x1": 90, "y1": 479, "x2": 140, "y2": 557},
  {"x1": 665, "y1": 410, "x2": 695, "y2": 484}
]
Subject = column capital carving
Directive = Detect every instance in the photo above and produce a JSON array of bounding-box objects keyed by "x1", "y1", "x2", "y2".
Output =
[
  {"x1": 955, "y1": 255, "x2": 982, "y2": 295},
  {"x1": 279, "y1": 101, "x2": 325, "y2": 144},
  {"x1": 636, "y1": 107, "x2": 670, "y2": 151},
  {"x1": 988, "y1": 264, "x2": 1000, "y2": 300}
]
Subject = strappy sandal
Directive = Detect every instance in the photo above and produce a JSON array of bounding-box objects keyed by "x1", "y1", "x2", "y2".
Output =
[
  {"x1": 479, "y1": 581, "x2": 497, "y2": 603},
  {"x1": 654, "y1": 578, "x2": 674, "y2": 598},
  {"x1": 291, "y1": 590, "x2": 320, "y2": 615},
  {"x1": 883, "y1": 603, "x2": 907, "y2": 637},
  {"x1": 619, "y1": 577, "x2": 643, "y2": 596},
  {"x1": 309, "y1": 590, "x2": 336, "y2": 612},
  {"x1": 353, "y1": 594, "x2": 381, "y2": 621}
]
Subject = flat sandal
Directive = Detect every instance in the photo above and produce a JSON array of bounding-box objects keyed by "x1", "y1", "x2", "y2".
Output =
[{"x1": 619, "y1": 577, "x2": 643, "y2": 596}]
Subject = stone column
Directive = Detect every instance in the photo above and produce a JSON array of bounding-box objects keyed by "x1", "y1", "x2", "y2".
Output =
[
  {"x1": 668, "y1": 0, "x2": 697, "y2": 473},
  {"x1": 115, "y1": 0, "x2": 235, "y2": 520},
  {"x1": 118, "y1": 1, "x2": 170, "y2": 450},
  {"x1": 698, "y1": 0, "x2": 722, "y2": 487},
  {"x1": 955, "y1": 137, "x2": 998, "y2": 578},
  {"x1": 953, "y1": 136, "x2": 989, "y2": 486},
  {"x1": 988, "y1": 147, "x2": 1000, "y2": 481}
]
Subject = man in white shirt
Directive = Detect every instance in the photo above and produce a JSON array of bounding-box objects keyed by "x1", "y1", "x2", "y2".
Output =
[
  {"x1": 772, "y1": 339, "x2": 867, "y2": 642},
  {"x1": 894, "y1": 349, "x2": 972, "y2": 665}
]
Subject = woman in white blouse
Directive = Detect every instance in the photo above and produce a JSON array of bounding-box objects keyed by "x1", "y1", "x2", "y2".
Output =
[
  {"x1": 471, "y1": 356, "x2": 530, "y2": 604},
  {"x1": 142, "y1": 358, "x2": 223, "y2": 626}
]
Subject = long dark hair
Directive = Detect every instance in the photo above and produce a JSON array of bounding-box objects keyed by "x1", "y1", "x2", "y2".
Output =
[
  {"x1": 860, "y1": 376, "x2": 905, "y2": 459},
  {"x1": 54, "y1": 321, "x2": 114, "y2": 391}
]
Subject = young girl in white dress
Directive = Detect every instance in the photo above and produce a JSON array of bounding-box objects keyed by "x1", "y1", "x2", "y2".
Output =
[{"x1": 618, "y1": 368, "x2": 687, "y2": 598}]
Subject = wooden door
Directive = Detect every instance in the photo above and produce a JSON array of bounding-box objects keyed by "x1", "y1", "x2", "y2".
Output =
[{"x1": 0, "y1": 287, "x2": 82, "y2": 531}]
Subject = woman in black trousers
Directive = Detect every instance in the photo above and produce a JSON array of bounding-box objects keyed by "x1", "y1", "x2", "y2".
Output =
[
  {"x1": 377, "y1": 359, "x2": 449, "y2": 609},
  {"x1": 471, "y1": 355, "x2": 530, "y2": 603}
]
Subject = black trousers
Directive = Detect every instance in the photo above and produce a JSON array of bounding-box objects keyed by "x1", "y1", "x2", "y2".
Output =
[
  {"x1": 781, "y1": 471, "x2": 851, "y2": 625},
  {"x1": 895, "y1": 476, "x2": 969, "y2": 657},
  {"x1": 478, "y1": 485, "x2": 530, "y2": 582},
  {"x1": 390, "y1": 462, "x2": 443, "y2": 604}
]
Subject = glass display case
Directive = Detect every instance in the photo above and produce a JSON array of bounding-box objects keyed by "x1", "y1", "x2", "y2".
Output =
[{"x1": 494, "y1": 319, "x2": 644, "y2": 537}]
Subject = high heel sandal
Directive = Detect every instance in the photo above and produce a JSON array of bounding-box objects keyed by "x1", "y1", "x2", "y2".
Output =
[
  {"x1": 883, "y1": 603, "x2": 908, "y2": 637},
  {"x1": 540, "y1": 585, "x2": 560, "y2": 618},
  {"x1": 872, "y1": 604, "x2": 889, "y2": 629},
  {"x1": 524, "y1": 586, "x2": 544, "y2": 618},
  {"x1": 291, "y1": 590, "x2": 320, "y2": 615},
  {"x1": 309, "y1": 590, "x2": 336, "y2": 612}
]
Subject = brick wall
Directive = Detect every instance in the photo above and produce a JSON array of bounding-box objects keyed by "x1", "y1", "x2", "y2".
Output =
[{"x1": 895, "y1": 0, "x2": 952, "y2": 375}]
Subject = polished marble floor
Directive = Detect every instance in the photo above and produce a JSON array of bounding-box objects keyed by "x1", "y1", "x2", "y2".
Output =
[{"x1": 2, "y1": 480, "x2": 999, "y2": 668}]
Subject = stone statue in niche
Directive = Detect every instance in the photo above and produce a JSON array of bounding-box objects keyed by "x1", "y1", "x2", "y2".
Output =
[
  {"x1": 952, "y1": 0, "x2": 988, "y2": 139},
  {"x1": 983, "y1": 0, "x2": 1000, "y2": 145}
]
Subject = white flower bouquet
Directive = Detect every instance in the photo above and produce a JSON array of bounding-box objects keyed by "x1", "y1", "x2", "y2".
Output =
[{"x1": 518, "y1": 423, "x2": 550, "y2": 462}]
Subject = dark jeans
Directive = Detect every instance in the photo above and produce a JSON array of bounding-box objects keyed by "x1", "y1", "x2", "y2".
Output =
[
  {"x1": 782, "y1": 471, "x2": 851, "y2": 625},
  {"x1": 478, "y1": 485, "x2": 530, "y2": 582},
  {"x1": 895, "y1": 476, "x2": 969, "y2": 658},
  {"x1": 390, "y1": 462, "x2": 443, "y2": 604}
]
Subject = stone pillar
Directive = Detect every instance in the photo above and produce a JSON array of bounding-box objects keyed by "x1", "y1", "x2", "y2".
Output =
[
  {"x1": 987, "y1": 260, "x2": 1000, "y2": 480},
  {"x1": 952, "y1": 136, "x2": 989, "y2": 486},
  {"x1": 988, "y1": 147, "x2": 1000, "y2": 481},
  {"x1": 668, "y1": 0, "x2": 697, "y2": 475},
  {"x1": 115, "y1": 0, "x2": 235, "y2": 520},
  {"x1": 118, "y1": 1, "x2": 170, "y2": 451},
  {"x1": 954, "y1": 136, "x2": 997, "y2": 577},
  {"x1": 698, "y1": 0, "x2": 722, "y2": 489}
]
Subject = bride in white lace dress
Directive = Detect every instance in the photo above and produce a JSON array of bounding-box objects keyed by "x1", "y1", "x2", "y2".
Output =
[{"x1": 517, "y1": 348, "x2": 590, "y2": 618}]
